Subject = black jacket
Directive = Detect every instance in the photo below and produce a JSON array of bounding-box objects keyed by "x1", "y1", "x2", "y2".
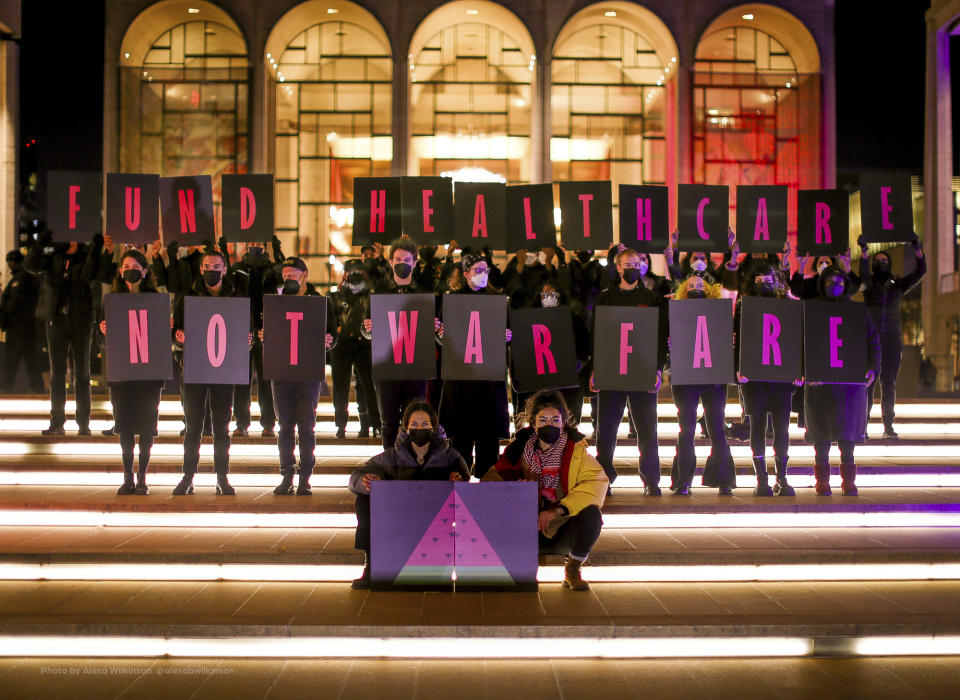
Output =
[
  {"x1": 0, "y1": 264, "x2": 40, "y2": 331},
  {"x1": 859, "y1": 252, "x2": 926, "y2": 335},
  {"x1": 24, "y1": 236, "x2": 100, "y2": 324},
  {"x1": 593, "y1": 283, "x2": 669, "y2": 371}
]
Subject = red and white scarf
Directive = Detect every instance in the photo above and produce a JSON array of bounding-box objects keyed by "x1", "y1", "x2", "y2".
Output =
[{"x1": 523, "y1": 430, "x2": 567, "y2": 504}]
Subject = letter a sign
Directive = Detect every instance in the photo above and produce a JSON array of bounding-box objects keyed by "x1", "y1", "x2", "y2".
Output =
[
  {"x1": 440, "y1": 294, "x2": 507, "y2": 381},
  {"x1": 182, "y1": 297, "x2": 251, "y2": 384},
  {"x1": 738, "y1": 297, "x2": 802, "y2": 382},
  {"x1": 262, "y1": 294, "x2": 328, "y2": 382},
  {"x1": 371, "y1": 293, "x2": 437, "y2": 381},
  {"x1": 668, "y1": 298, "x2": 734, "y2": 385},
  {"x1": 104, "y1": 293, "x2": 173, "y2": 382}
]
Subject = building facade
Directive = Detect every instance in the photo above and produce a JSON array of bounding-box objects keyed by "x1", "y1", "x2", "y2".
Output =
[{"x1": 103, "y1": 0, "x2": 835, "y2": 281}]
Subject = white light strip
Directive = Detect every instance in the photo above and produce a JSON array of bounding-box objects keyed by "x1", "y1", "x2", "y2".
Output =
[
  {"x1": 0, "y1": 635, "x2": 813, "y2": 659},
  {"x1": 0, "y1": 562, "x2": 959, "y2": 584},
  {"x1": 0, "y1": 509, "x2": 958, "y2": 529},
  {"x1": 853, "y1": 636, "x2": 960, "y2": 656}
]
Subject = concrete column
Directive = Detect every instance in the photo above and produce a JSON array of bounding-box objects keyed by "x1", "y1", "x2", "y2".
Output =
[
  {"x1": 0, "y1": 38, "x2": 16, "y2": 262},
  {"x1": 820, "y1": 0, "x2": 837, "y2": 188},
  {"x1": 676, "y1": 56, "x2": 693, "y2": 187},
  {"x1": 393, "y1": 51, "x2": 408, "y2": 176},
  {"x1": 536, "y1": 54, "x2": 549, "y2": 183},
  {"x1": 250, "y1": 48, "x2": 268, "y2": 173}
]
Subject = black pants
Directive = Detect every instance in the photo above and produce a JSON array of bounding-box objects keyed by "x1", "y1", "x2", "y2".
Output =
[
  {"x1": 2, "y1": 322, "x2": 45, "y2": 392},
  {"x1": 330, "y1": 338, "x2": 379, "y2": 430},
  {"x1": 182, "y1": 383, "x2": 233, "y2": 475},
  {"x1": 596, "y1": 390, "x2": 659, "y2": 486},
  {"x1": 233, "y1": 342, "x2": 275, "y2": 430},
  {"x1": 355, "y1": 493, "x2": 372, "y2": 553},
  {"x1": 868, "y1": 332, "x2": 902, "y2": 428},
  {"x1": 742, "y1": 382, "x2": 793, "y2": 459},
  {"x1": 539, "y1": 505, "x2": 603, "y2": 560},
  {"x1": 450, "y1": 434, "x2": 501, "y2": 478},
  {"x1": 273, "y1": 380, "x2": 322, "y2": 476},
  {"x1": 375, "y1": 379, "x2": 428, "y2": 449},
  {"x1": 46, "y1": 319, "x2": 92, "y2": 428},
  {"x1": 671, "y1": 383, "x2": 734, "y2": 489}
]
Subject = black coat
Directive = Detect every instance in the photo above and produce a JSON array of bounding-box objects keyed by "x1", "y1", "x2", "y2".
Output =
[
  {"x1": 0, "y1": 265, "x2": 40, "y2": 331},
  {"x1": 24, "y1": 237, "x2": 100, "y2": 324},
  {"x1": 348, "y1": 428, "x2": 470, "y2": 494},
  {"x1": 859, "y1": 253, "x2": 926, "y2": 335}
]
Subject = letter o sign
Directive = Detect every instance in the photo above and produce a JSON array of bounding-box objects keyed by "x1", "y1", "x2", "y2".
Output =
[{"x1": 207, "y1": 314, "x2": 227, "y2": 368}]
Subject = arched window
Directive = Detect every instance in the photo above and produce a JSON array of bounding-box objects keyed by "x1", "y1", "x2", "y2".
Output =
[
  {"x1": 267, "y1": 1, "x2": 392, "y2": 262},
  {"x1": 409, "y1": 1, "x2": 535, "y2": 184},
  {"x1": 552, "y1": 2, "x2": 678, "y2": 234},
  {"x1": 694, "y1": 4, "x2": 821, "y2": 227}
]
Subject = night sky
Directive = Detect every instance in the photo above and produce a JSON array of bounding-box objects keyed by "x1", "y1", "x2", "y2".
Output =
[{"x1": 17, "y1": 1, "x2": 931, "y2": 195}]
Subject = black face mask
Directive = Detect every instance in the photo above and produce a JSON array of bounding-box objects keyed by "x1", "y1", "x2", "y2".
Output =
[
  {"x1": 408, "y1": 428, "x2": 433, "y2": 447},
  {"x1": 577, "y1": 251, "x2": 592, "y2": 264},
  {"x1": 823, "y1": 276, "x2": 846, "y2": 299},
  {"x1": 393, "y1": 262, "x2": 413, "y2": 279},
  {"x1": 873, "y1": 259, "x2": 890, "y2": 274},
  {"x1": 686, "y1": 290, "x2": 707, "y2": 299},
  {"x1": 282, "y1": 278, "x2": 301, "y2": 295},
  {"x1": 621, "y1": 268, "x2": 641, "y2": 284},
  {"x1": 122, "y1": 269, "x2": 143, "y2": 284},
  {"x1": 755, "y1": 282, "x2": 776, "y2": 297},
  {"x1": 202, "y1": 270, "x2": 222, "y2": 287},
  {"x1": 536, "y1": 425, "x2": 562, "y2": 445}
]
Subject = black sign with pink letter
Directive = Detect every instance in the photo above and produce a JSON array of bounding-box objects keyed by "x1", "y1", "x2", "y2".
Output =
[
  {"x1": 182, "y1": 296, "x2": 250, "y2": 385},
  {"x1": 454, "y1": 182, "x2": 506, "y2": 250},
  {"x1": 668, "y1": 298, "x2": 734, "y2": 385},
  {"x1": 441, "y1": 294, "x2": 507, "y2": 381},
  {"x1": 353, "y1": 177, "x2": 402, "y2": 247},
  {"x1": 401, "y1": 176, "x2": 453, "y2": 246},
  {"x1": 592, "y1": 306, "x2": 659, "y2": 391},
  {"x1": 159, "y1": 175, "x2": 215, "y2": 247},
  {"x1": 796, "y1": 190, "x2": 849, "y2": 256},
  {"x1": 103, "y1": 292, "x2": 173, "y2": 382},
  {"x1": 803, "y1": 300, "x2": 867, "y2": 384},
  {"x1": 508, "y1": 306, "x2": 578, "y2": 392},
  {"x1": 738, "y1": 296, "x2": 803, "y2": 383},
  {"x1": 619, "y1": 184, "x2": 669, "y2": 254},
  {"x1": 677, "y1": 184, "x2": 728, "y2": 253},
  {"x1": 371, "y1": 293, "x2": 437, "y2": 381},
  {"x1": 47, "y1": 171, "x2": 102, "y2": 243},
  {"x1": 736, "y1": 185, "x2": 788, "y2": 254},
  {"x1": 262, "y1": 294, "x2": 328, "y2": 382},
  {"x1": 222, "y1": 174, "x2": 274, "y2": 243},
  {"x1": 105, "y1": 174, "x2": 160, "y2": 245},
  {"x1": 559, "y1": 181, "x2": 612, "y2": 251},
  {"x1": 505, "y1": 184, "x2": 555, "y2": 252},
  {"x1": 858, "y1": 172, "x2": 914, "y2": 243}
]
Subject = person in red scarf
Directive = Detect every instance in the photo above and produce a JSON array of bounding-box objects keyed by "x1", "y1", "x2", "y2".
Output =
[{"x1": 484, "y1": 390, "x2": 607, "y2": 590}]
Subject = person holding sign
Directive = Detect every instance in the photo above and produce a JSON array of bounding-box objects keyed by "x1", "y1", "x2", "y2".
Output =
[
  {"x1": 591, "y1": 248, "x2": 668, "y2": 494},
  {"x1": 735, "y1": 260, "x2": 801, "y2": 496},
  {"x1": 805, "y1": 266, "x2": 880, "y2": 496},
  {"x1": 669, "y1": 273, "x2": 737, "y2": 495},
  {"x1": 98, "y1": 250, "x2": 164, "y2": 495},
  {"x1": 0, "y1": 250, "x2": 45, "y2": 394},
  {"x1": 858, "y1": 234, "x2": 926, "y2": 439},
  {"x1": 171, "y1": 250, "x2": 241, "y2": 496},
  {"x1": 348, "y1": 401, "x2": 470, "y2": 589},
  {"x1": 484, "y1": 390, "x2": 607, "y2": 591}
]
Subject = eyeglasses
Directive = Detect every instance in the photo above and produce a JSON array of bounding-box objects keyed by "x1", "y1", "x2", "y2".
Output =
[{"x1": 469, "y1": 266, "x2": 489, "y2": 275}]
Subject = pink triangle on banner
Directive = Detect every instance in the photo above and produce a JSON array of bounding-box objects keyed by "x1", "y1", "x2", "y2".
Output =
[
  {"x1": 453, "y1": 497, "x2": 507, "y2": 568},
  {"x1": 394, "y1": 489, "x2": 456, "y2": 584}
]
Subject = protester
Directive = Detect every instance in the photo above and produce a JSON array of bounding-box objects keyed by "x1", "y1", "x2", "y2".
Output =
[
  {"x1": 485, "y1": 390, "x2": 607, "y2": 591},
  {"x1": 348, "y1": 401, "x2": 470, "y2": 589},
  {"x1": 0, "y1": 250, "x2": 45, "y2": 393}
]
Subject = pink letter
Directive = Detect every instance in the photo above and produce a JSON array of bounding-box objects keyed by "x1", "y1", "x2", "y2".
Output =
[
  {"x1": 464, "y1": 311, "x2": 483, "y2": 364},
  {"x1": 579, "y1": 194, "x2": 593, "y2": 238},
  {"x1": 471, "y1": 195, "x2": 487, "y2": 238},
  {"x1": 636, "y1": 198, "x2": 652, "y2": 241},
  {"x1": 206, "y1": 314, "x2": 226, "y2": 368},
  {"x1": 532, "y1": 324, "x2": 557, "y2": 375},
  {"x1": 815, "y1": 202, "x2": 832, "y2": 244},
  {"x1": 124, "y1": 187, "x2": 141, "y2": 231},
  {"x1": 619, "y1": 322, "x2": 634, "y2": 375},
  {"x1": 422, "y1": 189, "x2": 435, "y2": 233},
  {"x1": 286, "y1": 311, "x2": 303, "y2": 365},
  {"x1": 880, "y1": 186, "x2": 894, "y2": 230},
  {"x1": 829, "y1": 316, "x2": 843, "y2": 368},
  {"x1": 696, "y1": 198, "x2": 710, "y2": 241},
  {"x1": 523, "y1": 197, "x2": 537, "y2": 240},
  {"x1": 240, "y1": 187, "x2": 256, "y2": 229},
  {"x1": 370, "y1": 190, "x2": 386, "y2": 233},
  {"x1": 753, "y1": 197, "x2": 769, "y2": 241},
  {"x1": 128, "y1": 309, "x2": 149, "y2": 364},
  {"x1": 692, "y1": 315, "x2": 712, "y2": 368},
  {"x1": 68, "y1": 185, "x2": 81, "y2": 230},
  {"x1": 761, "y1": 313, "x2": 782, "y2": 366},
  {"x1": 388, "y1": 310, "x2": 418, "y2": 364},
  {"x1": 178, "y1": 189, "x2": 197, "y2": 234}
]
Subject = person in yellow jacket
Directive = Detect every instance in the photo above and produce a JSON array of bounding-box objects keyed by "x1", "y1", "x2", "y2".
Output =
[{"x1": 484, "y1": 389, "x2": 607, "y2": 590}]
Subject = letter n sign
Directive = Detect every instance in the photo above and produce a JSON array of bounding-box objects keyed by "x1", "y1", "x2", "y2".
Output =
[
  {"x1": 738, "y1": 297, "x2": 803, "y2": 382},
  {"x1": 371, "y1": 293, "x2": 437, "y2": 381},
  {"x1": 183, "y1": 297, "x2": 251, "y2": 384},
  {"x1": 440, "y1": 293, "x2": 507, "y2": 381},
  {"x1": 262, "y1": 294, "x2": 328, "y2": 382},
  {"x1": 803, "y1": 300, "x2": 867, "y2": 384},
  {"x1": 508, "y1": 306, "x2": 578, "y2": 392},
  {"x1": 103, "y1": 293, "x2": 173, "y2": 382},
  {"x1": 668, "y1": 298, "x2": 734, "y2": 385}
]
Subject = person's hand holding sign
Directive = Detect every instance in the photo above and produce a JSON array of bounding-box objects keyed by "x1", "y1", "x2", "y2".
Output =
[{"x1": 361, "y1": 474, "x2": 380, "y2": 492}]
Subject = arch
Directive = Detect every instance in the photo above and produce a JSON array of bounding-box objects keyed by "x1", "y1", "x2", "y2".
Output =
[
  {"x1": 553, "y1": 1, "x2": 678, "y2": 68},
  {"x1": 408, "y1": 1, "x2": 535, "y2": 66},
  {"x1": 119, "y1": 0, "x2": 246, "y2": 65},
  {"x1": 264, "y1": 0, "x2": 391, "y2": 63}
]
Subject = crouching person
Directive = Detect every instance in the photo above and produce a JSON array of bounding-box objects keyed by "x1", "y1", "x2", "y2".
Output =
[
  {"x1": 484, "y1": 390, "x2": 607, "y2": 591},
  {"x1": 347, "y1": 401, "x2": 470, "y2": 589}
]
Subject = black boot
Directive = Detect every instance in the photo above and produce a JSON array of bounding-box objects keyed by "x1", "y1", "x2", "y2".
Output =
[
  {"x1": 773, "y1": 455, "x2": 795, "y2": 496},
  {"x1": 215, "y1": 474, "x2": 236, "y2": 495},
  {"x1": 335, "y1": 426, "x2": 346, "y2": 439},
  {"x1": 352, "y1": 554, "x2": 371, "y2": 590},
  {"x1": 274, "y1": 473, "x2": 295, "y2": 495},
  {"x1": 297, "y1": 472, "x2": 312, "y2": 495},
  {"x1": 117, "y1": 472, "x2": 135, "y2": 496},
  {"x1": 172, "y1": 474, "x2": 194, "y2": 495},
  {"x1": 753, "y1": 456, "x2": 773, "y2": 497}
]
